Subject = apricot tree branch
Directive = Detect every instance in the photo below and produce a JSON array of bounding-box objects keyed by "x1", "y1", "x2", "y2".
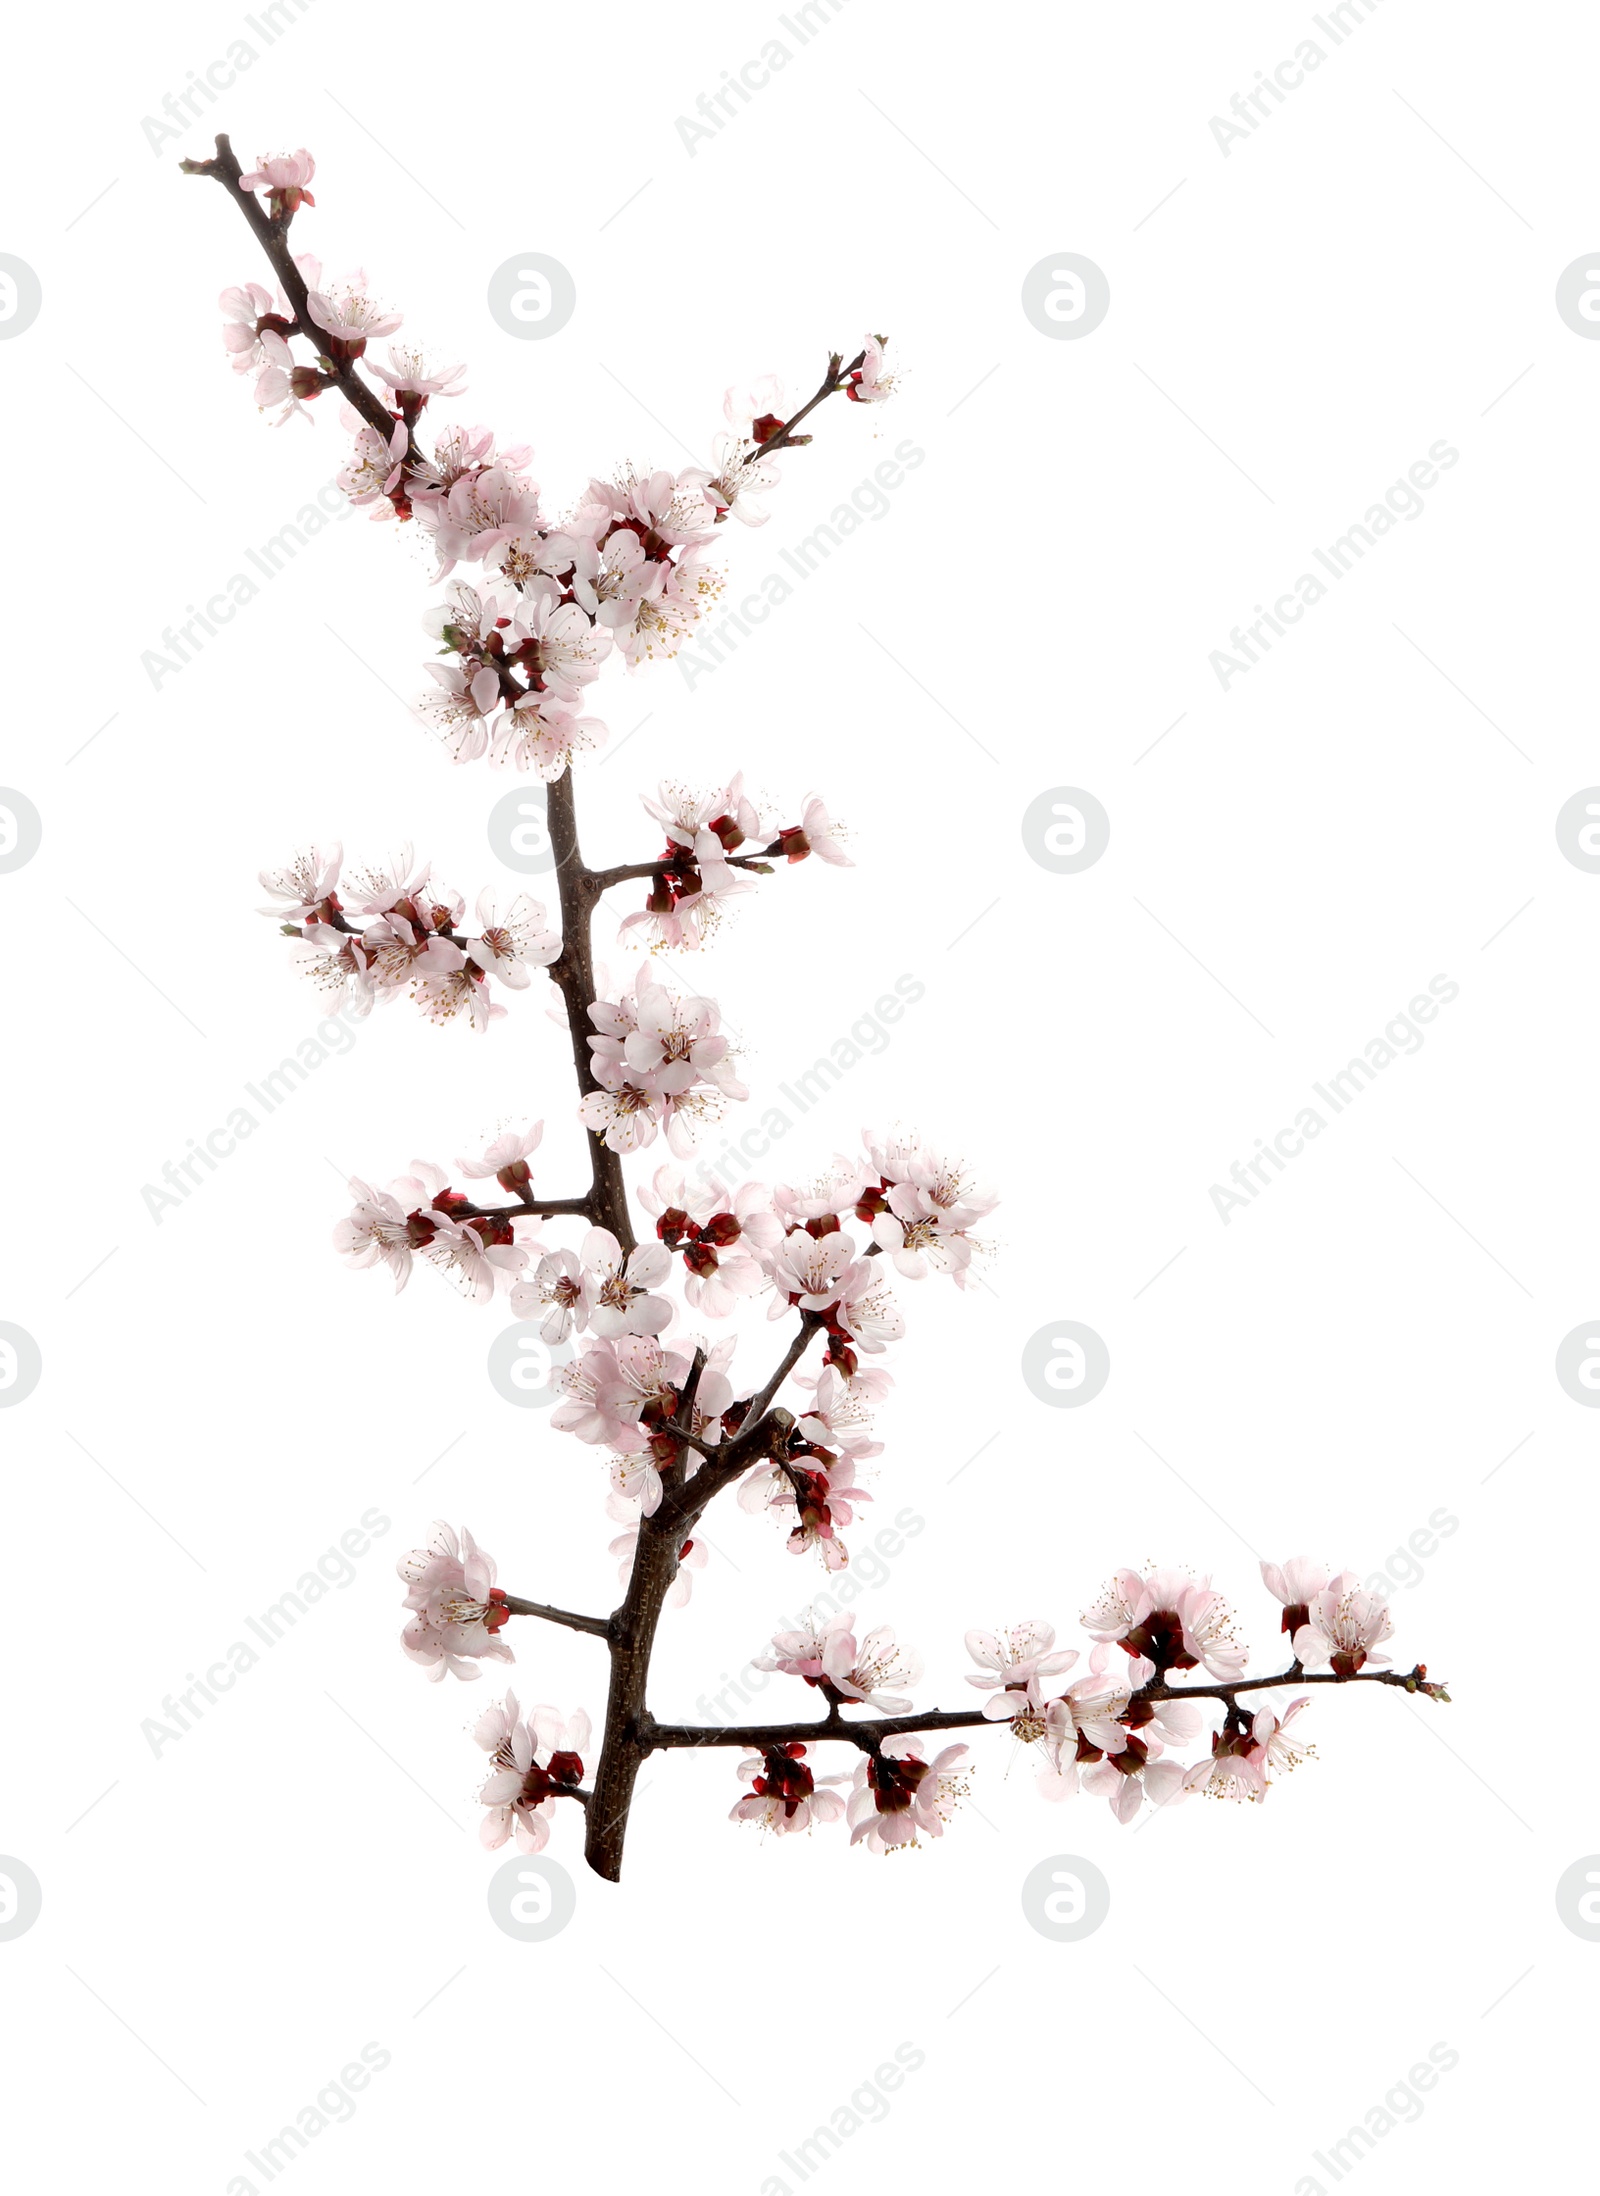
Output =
[
  {"x1": 641, "y1": 1663, "x2": 1450, "y2": 1754},
  {"x1": 500, "y1": 1594, "x2": 613, "y2": 1640},
  {"x1": 182, "y1": 134, "x2": 413, "y2": 453}
]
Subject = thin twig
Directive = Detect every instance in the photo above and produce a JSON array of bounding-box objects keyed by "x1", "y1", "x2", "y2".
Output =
[{"x1": 500, "y1": 1594, "x2": 613, "y2": 1640}]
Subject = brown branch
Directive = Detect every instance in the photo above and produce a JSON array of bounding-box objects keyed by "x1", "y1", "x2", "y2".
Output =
[
  {"x1": 542, "y1": 772, "x2": 636, "y2": 1254},
  {"x1": 183, "y1": 157, "x2": 922, "y2": 1877},
  {"x1": 455, "y1": 1196, "x2": 592, "y2": 1224},
  {"x1": 640, "y1": 1664, "x2": 1449, "y2": 1754},
  {"x1": 754, "y1": 348, "x2": 869, "y2": 458},
  {"x1": 182, "y1": 134, "x2": 415, "y2": 455},
  {"x1": 586, "y1": 842, "x2": 784, "y2": 893},
  {"x1": 499, "y1": 1593, "x2": 613, "y2": 1640}
]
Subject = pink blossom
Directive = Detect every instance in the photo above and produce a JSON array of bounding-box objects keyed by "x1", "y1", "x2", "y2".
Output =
[
  {"x1": 468, "y1": 888, "x2": 560, "y2": 988},
  {"x1": 423, "y1": 1210, "x2": 525, "y2": 1295},
  {"x1": 288, "y1": 925, "x2": 374, "y2": 1013},
  {"x1": 644, "y1": 773, "x2": 765, "y2": 854},
  {"x1": 1080, "y1": 1750, "x2": 1190, "y2": 1826},
  {"x1": 793, "y1": 1362, "x2": 887, "y2": 1459},
  {"x1": 847, "y1": 1736, "x2": 969, "y2": 1852},
  {"x1": 369, "y1": 344, "x2": 466, "y2": 399},
  {"x1": 1037, "y1": 1647, "x2": 1140, "y2": 1800},
  {"x1": 1082, "y1": 1566, "x2": 1248, "y2": 1680},
  {"x1": 730, "y1": 1744, "x2": 846, "y2": 1834},
  {"x1": 481, "y1": 525, "x2": 577, "y2": 590},
  {"x1": 577, "y1": 1081, "x2": 662, "y2": 1155},
  {"x1": 585, "y1": 466, "x2": 720, "y2": 547},
  {"x1": 491, "y1": 689, "x2": 608, "y2": 782},
  {"x1": 398, "y1": 1521, "x2": 514, "y2": 1680},
  {"x1": 417, "y1": 456, "x2": 542, "y2": 579},
  {"x1": 722, "y1": 373, "x2": 787, "y2": 436},
  {"x1": 413, "y1": 964, "x2": 505, "y2": 1032},
  {"x1": 965, "y1": 1622, "x2": 1079, "y2": 1732},
  {"x1": 846, "y1": 335, "x2": 896, "y2": 404},
  {"x1": 1294, "y1": 1575, "x2": 1393, "y2": 1676},
  {"x1": 306, "y1": 269, "x2": 402, "y2": 346},
  {"x1": 238, "y1": 150, "x2": 316, "y2": 211},
  {"x1": 740, "y1": 1447, "x2": 872, "y2": 1570},
  {"x1": 456, "y1": 1121, "x2": 544, "y2": 1190},
  {"x1": 581, "y1": 970, "x2": 744, "y2": 1154},
  {"x1": 1260, "y1": 1555, "x2": 1333, "y2": 1638},
  {"x1": 1183, "y1": 1697, "x2": 1313, "y2": 1804},
  {"x1": 755, "y1": 1606, "x2": 856, "y2": 1683},
  {"x1": 581, "y1": 1226, "x2": 674, "y2": 1338},
  {"x1": 511, "y1": 1249, "x2": 592, "y2": 1344},
  {"x1": 420, "y1": 658, "x2": 504, "y2": 761},
  {"x1": 821, "y1": 1623, "x2": 922, "y2": 1713},
  {"x1": 338, "y1": 413, "x2": 408, "y2": 512},
  {"x1": 784, "y1": 795, "x2": 852, "y2": 867},
  {"x1": 220, "y1": 282, "x2": 295, "y2": 401},
  {"x1": 475, "y1": 1692, "x2": 591, "y2": 1851},
  {"x1": 773, "y1": 1155, "x2": 873, "y2": 1226},
  {"x1": 607, "y1": 1442, "x2": 664, "y2": 1518},
  {"x1": 1259, "y1": 1695, "x2": 1314, "y2": 1780},
  {"x1": 705, "y1": 432, "x2": 782, "y2": 527},
  {"x1": 833, "y1": 1270, "x2": 905, "y2": 1354},
  {"x1": 552, "y1": 1333, "x2": 715, "y2": 1449},
  {"x1": 551, "y1": 1337, "x2": 639, "y2": 1446},
  {"x1": 259, "y1": 843, "x2": 343, "y2": 924},
  {"x1": 636, "y1": 1167, "x2": 770, "y2": 1317},
  {"x1": 616, "y1": 546, "x2": 723, "y2": 667},
  {"x1": 769, "y1": 1228, "x2": 865, "y2": 1312},
  {"x1": 345, "y1": 845, "x2": 431, "y2": 918},
  {"x1": 569, "y1": 530, "x2": 664, "y2": 631},
  {"x1": 859, "y1": 1130, "x2": 996, "y2": 1284},
  {"x1": 511, "y1": 578, "x2": 611, "y2": 689},
  {"x1": 622, "y1": 984, "x2": 741, "y2": 1097},
  {"x1": 617, "y1": 776, "x2": 764, "y2": 950},
  {"x1": 358, "y1": 909, "x2": 464, "y2": 999},
  {"x1": 334, "y1": 1178, "x2": 414, "y2": 1291}
]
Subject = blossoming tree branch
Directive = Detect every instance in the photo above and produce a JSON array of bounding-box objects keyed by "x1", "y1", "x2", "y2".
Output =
[{"x1": 185, "y1": 137, "x2": 1449, "y2": 1882}]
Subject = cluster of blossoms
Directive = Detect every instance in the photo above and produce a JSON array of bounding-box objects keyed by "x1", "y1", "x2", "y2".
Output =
[
  {"x1": 394, "y1": 1536, "x2": 1431, "y2": 1853},
  {"x1": 336, "y1": 1129, "x2": 545, "y2": 1300},
  {"x1": 344, "y1": 1120, "x2": 987, "y2": 1580},
  {"x1": 261, "y1": 782, "x2": 846, "y2": 1030},
  {"x1": 398, "y1": 1521, "x2": 513, "y2": 1680},
  {"x1": 474, "y1": 1691, "x2": 590, "y2": 1853},
  {"x1": 621, "y1": 774, "x2": 850, "y2": 952},
  {"x1": 208, "y1": 152, "x2": 888, "y2": 810},
  {"x1": 579, "y1": 967, "x2": 747, "y2": 1155},
  {"x1": 260, "y1": 843, "x2": 557, "y2": 1029},
  {"x1": 411, "y1": 466, "x2": 731, "y2": 771},
  {"x1": 193, "y1": 141, "x2": 1446, "y2": 1882},
  {"x1": 720, "y1": 1557, "x2": 1422, "y2": 1844},
  {"x1": 726, "y1": 1734, "x2": 968, "y2": 1850}
]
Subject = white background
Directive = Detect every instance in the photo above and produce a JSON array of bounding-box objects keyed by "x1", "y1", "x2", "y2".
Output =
[{"x1": 1, "y1": 3, "x2": 1591, "y2": 2190}]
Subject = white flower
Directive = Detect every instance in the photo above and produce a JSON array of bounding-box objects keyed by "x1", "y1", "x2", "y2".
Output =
[
  {"x1": 823, "y1": 1623, "x2": 923, "y2": 1713},
  {"x1": 1294, "y1": 1575, "x2": 1394, "y2": 1675},
  {"x1": 469, "y1": 889, "x2": 560, "y2": 988},
  {"x1": 581, "y1": 1227, "x2": 674, "y2": 1338}
]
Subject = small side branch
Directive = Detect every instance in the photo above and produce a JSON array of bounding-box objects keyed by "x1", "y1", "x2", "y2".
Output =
[
  {"x1": 757, "y1": 349, "x2": 869, "y2": 456},
  {"x1": 641, "y1": 1664, "x2": 1448, "y2": 1754},
  {"x1": 456, "y1": 1195, "x2": 593, "y2": 1224},
  {"x1": 661, "y1": 1315, "x2": 822, "y2": 1529},
  {"x1": 587, "y1": 843, "x2": 785, "y2": 894},
  {"x1": 181, "y1": 134, "x2": 410, "y2": 452},
  {"x1": 500, "y1": 1594, "x2": 613, "y2": 1641}
]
